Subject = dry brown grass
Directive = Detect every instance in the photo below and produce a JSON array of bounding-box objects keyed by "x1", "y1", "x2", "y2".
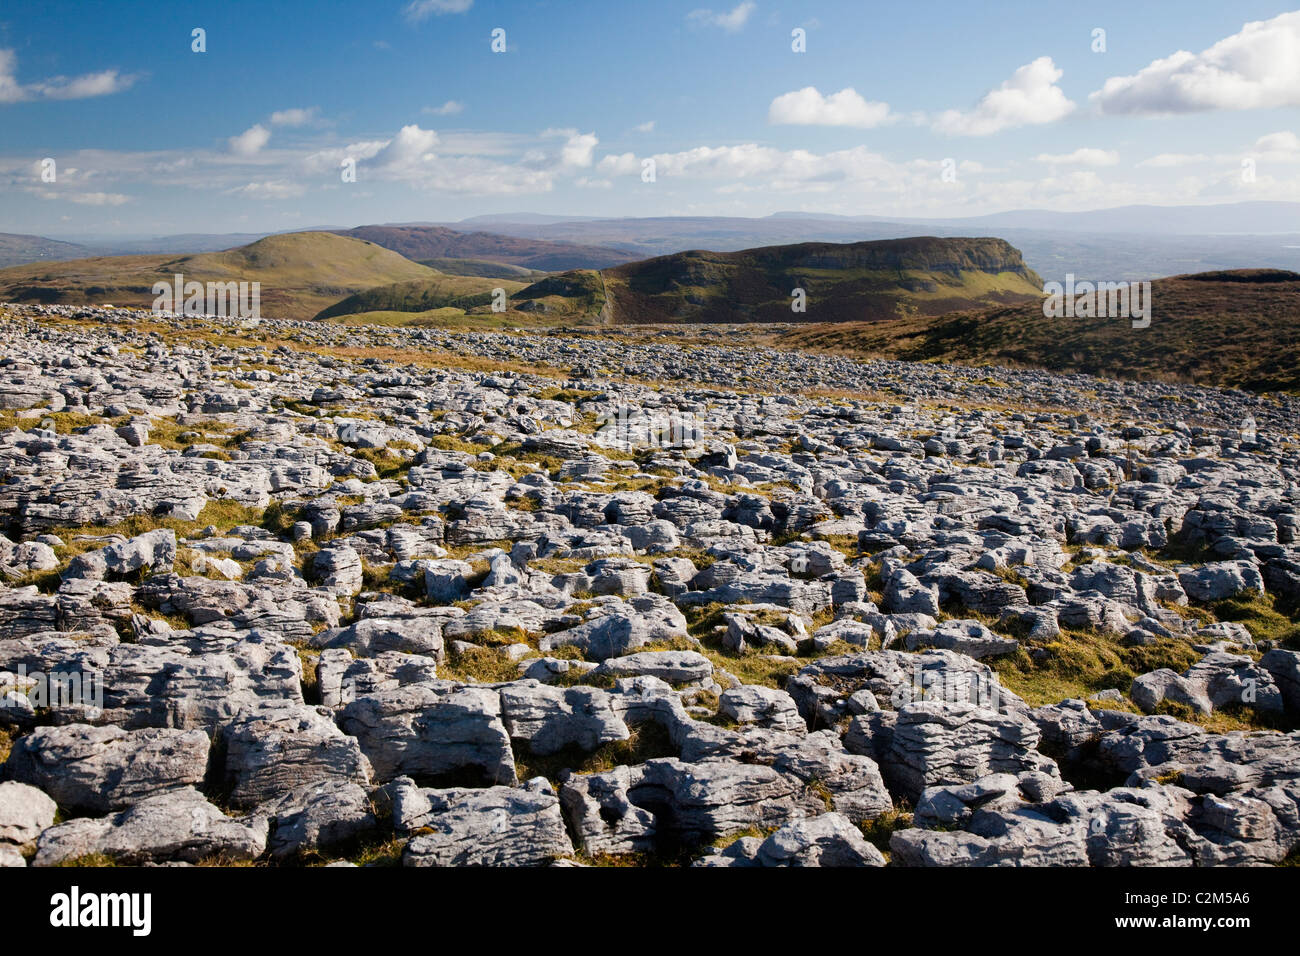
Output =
[{"x1": 777, "y1": 270, "x2": 1300, "y2": 394}]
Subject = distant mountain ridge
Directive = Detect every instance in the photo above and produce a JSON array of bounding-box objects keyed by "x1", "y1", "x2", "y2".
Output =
[
  {"x1": 425, "y1": 207, "x2": 1300, "y2": 282},
  {"x1": 332, "y1": 225, "x2": 634, "y2": 272},
  {"x1": 9, "y1": 202, "x2": 1296, "y2": 280},
  {"x1": 848, "y1": 201, "x2": 1300, "y2": 235},
  {"x1": 466, "y1": 201, "x2": 1300, "y2": 236},
  {"x1": 0, "y1": 233, "x2": 93, "y2": 269}
]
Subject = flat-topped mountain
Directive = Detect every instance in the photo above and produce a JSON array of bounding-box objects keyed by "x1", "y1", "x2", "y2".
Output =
[{"x1": 510, "y1": 236, "x2": 1043, "y2": 324}]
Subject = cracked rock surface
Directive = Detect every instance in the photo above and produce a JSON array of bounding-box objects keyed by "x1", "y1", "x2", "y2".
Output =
[{"x1": 1, "y1": 303, "x2": 1298, "y2": 867}]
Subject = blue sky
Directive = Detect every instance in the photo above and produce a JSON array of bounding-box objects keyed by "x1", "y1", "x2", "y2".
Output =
[{"x1": 2, "y1": 0, "x2": 1298, "y2": 237}]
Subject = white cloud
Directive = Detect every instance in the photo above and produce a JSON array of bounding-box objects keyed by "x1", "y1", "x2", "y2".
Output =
[
  {"x1": 8, "y1": 126, "x2": 1300, "y2": 220},
  {"x1": 635, "y1": 120, "x2": 655, "y2": 133},
  {"x1": 303, "y1": 124, "x2": 556, "y2": 194},
  {"x1": 1197, "y1": 166, "x2": 1300, "y2": 199},
  {"x1": 16, "y1": 103, "x2": 1294, "y2": 221},
  {"x1": 228, "y1": 124, "x2": 271, "y2": 157},
  {"x1": 34, "y1": 189, "x2": 130, "y2": 205},
  {"x1": 433, "y1": 131, "x2": 529, "y2": 157},
  {"x1": 539, "y1": 128, "x2": 599, "y2": 168},
  {"x1": 1091, "y1": 11, "x2": 1300, "y2": 114},
  {"x1": 1255, "y1": 131, "x2": 1300, "y2": 151},
  {"x1": 403, "y1": 0, "x2": 473, "y2": 21},
  {"x1": 1253, "y1": 130, "x2": 1300, "y2": 161},
  {"x1": 0, "y1": 48, "x2": 137, "y2": 104},
  {"x1": 228, "y1": 180, "x2": 306, "y2": 200},
  {"x1": 560, "y1": 131, "x2": 598, "y2": 168},
  {"x1": 36, "y1": 70, "x2": 133, "y2": 100},
  {"x1": 1135, "y1": 132, "x2": 1300, "y2": 169},
  {"x1": 687, "y1": 2, "x2": 755, "y2": 33},
  {"x1": 597, "y1": 152, "x2": 641, "y2": 175},
  {"x1": 1033, "y1": 148, "x2": 1119, "y2": 166},
  {"x1": 768, "y1": 87, "x2": 891, "y2": 129},
  {"x1": 932, "y1": 56, "x2": 1075, "y2": 135},
  {"x1": 1136, "y1": 152, "x2": 1211, "y2": 168},
  {"x1": 423, "y1": 100, "x2": 465, "y2": 116},
  {"x1": 270, "y1": 107, "x2": 317, "y2": 127},
  {"x1": 600, "y1": 143, "x2": 903, "y2": 190},
  {"x1": 0, "y1": 50, "x2": 20, "y2": 104},
  {"x1": 371, "y1": 124, "x2": 440, "y2": 171},
  {"x1": 586, "y1": 141, "x2": 1204, "y2": 213}
]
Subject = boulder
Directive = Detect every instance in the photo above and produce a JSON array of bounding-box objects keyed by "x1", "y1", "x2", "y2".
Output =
[
  {"x1": 400, "y1": 778, "x2": 574, "y2": 866},
  {"x1": 339, "y1": 683, "x2": 516, "y2": 786},
  {"x1": 0, "y1": 780, "x2": 57, "y2": 848},
  {"x1": 4, "y1": 724, "x2": 209, "y2": 814},
  {"x1": 33, "y1": 788, "x2": 267, "y2": 866}
]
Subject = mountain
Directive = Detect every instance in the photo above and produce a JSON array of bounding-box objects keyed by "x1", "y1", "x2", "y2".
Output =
[
  {"x1": 776, "y1": 269, "x2": 1300, "y2": 393},
  {"x1": 332, "y1": 225, "x2": 634, "y2": 271},
  {"x1": 508, "y1": 236, "x2": 1042, "y2": 325},
  {"x1": 0, "y1": 233, "x2": 93, "y2": 269},
  {"x1": 0, "y1": 231, "x2": 438, "y2": 320}
]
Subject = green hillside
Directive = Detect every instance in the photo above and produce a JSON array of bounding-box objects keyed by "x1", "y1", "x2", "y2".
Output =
[
  {"x1": 417, "y1": 258, "x2": 543, "y2": 280},
  {"x1": 313, "y1": 273, "x2": 528, "y2": 321},
  {"x1": 0, "y1": 231, "x2": 438, "y2": 320}
]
